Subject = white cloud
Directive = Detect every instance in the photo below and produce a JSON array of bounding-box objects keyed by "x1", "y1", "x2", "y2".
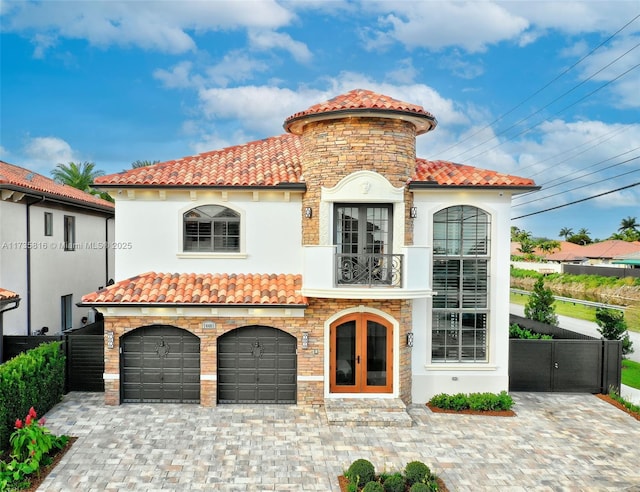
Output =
[
  {"x1": 205, "y1": 52, "x2": 271, "y2": 87},
  {"x1": 154, "y1": 61, "x2": 196, "y2": 89},
  {"x1": 248, "y1": 30, "x2": 312, "y2": 63},
  {"x1": 22, "y1": 136, "x2": 78, "y2": 173},
  {"x1": 364, "y1": 1, "x2": 529, "y2": 53},
  {"x1": 2, "y1": 0, "x2": 295, "y2": 56}
]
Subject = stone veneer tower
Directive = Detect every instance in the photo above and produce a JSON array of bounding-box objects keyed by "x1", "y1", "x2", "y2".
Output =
[{"x1": 283, "y1": 89, "x2": 437, "y2": 246}]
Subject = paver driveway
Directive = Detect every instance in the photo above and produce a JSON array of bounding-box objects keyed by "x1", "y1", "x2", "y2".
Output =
[{"x1": 39, "y1": 392, "x2": 640, "y2": 491}]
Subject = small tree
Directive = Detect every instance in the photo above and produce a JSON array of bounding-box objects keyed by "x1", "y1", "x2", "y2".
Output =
[
  {"x1": 524, "y1": 277, "x2": 559, "y2": 326},
  {"x1": 595, "y1": 308, "x2": 634, "y2": 357}
]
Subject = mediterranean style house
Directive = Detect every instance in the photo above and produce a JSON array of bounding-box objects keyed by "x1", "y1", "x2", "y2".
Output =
[
  {"x1": 82, "y1": 89, "x2": 537, "y2": 407},
  {"x1": 0, "y1": 161, "x2": 115, "y2": 347}
]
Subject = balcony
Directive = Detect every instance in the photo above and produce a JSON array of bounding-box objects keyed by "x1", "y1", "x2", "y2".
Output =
[
  {"x1": 336, "y1": 253, "x2": 402, "y2": 287},
  {"x1": 301, "y1": 245, "x2": 433, "y2": 300}
]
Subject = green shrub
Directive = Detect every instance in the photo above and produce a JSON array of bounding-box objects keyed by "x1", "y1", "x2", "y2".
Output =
[
  {"x1": 409, "y1": 484, "x2": 431, "y2": 492},
  {"x1": 405, "y1": 461, "x2": 430, "y2": 485},
  {"x1": 0, "y1": 342, "x2": 65, "y2": 452},
  {"x1": 346, "y1": 459, "x2": 376, "y2": 488},
  {"x1": 429, "y1": 391, "x2": 514, "y2": 411},
  {"x1": 509, "y1": 323, "x2": 553, "y2": 340},
  {"x1": 362, "y1": 481, "x2": 384, "y2": 492},
  {"x1": 383, "y1": 473, "x2": 404, "y2": 492}
]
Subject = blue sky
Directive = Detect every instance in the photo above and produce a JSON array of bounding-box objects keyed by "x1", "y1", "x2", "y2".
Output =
[{"x1": 1, "y1": 1, "x2": 639, "y2": 241}]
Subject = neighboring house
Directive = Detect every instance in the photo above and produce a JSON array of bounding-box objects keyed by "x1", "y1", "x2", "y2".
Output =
[
  {"x1": 0, "y1": 161, "x2": 115, "y2": 337},
  {"x1": 0, "y1": 288, "x2": 20, "y2": 361},
  {"x1": 578, "y1": 240, "x2": 640, "y2": 266},
  {"x1": 82, "y1": 89, "x2": 537, "y2": 407},
  {"x1": 613, "y1": 251, "x2": 640, "y2": 268}
]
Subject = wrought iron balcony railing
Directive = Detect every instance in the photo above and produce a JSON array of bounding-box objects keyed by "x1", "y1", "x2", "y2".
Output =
[{"x1": 335, "y1": 253, "x2": 403, "y2": 287}]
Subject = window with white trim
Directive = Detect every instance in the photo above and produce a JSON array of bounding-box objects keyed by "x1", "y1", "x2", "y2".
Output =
[
  {"x1": 183, "y1": 205, "x2": 240, "y2": 252},
  {"x1": 432, "y1": 205, "x2": 490, "y2": 362}
]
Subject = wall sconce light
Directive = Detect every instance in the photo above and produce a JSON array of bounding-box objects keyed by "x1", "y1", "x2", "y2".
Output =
[
  {"x1": 301, "y1": 332, "x2": 309, "y2": 349},
  {"x1": 106, "y1": 331, "x2": 115, "y2": 349},
  {"x1": 406, "y1": 332, "x2": 414, "y2": 347},
  {"x1": 410, "y1": 207, "x2": 418, "y2": 219},
  {"x1": 304, "y1": 207, "x2": 313, "y2": 218}
]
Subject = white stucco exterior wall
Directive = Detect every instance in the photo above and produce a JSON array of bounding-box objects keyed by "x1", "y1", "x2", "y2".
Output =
[
  {"x1": 410, "y1": 189, "x2": 514, "y2": 403},
  {"x1": 1, "y1": 200, "x2": 114, "y2": 335},
  {"x1": 114, "y1": 190, "x2": 303, "y2": 280}
]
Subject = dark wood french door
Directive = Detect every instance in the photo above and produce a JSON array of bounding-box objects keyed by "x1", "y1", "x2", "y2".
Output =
[{"x1": 329, "y1": 313, "x2": 393, "y2": 393}]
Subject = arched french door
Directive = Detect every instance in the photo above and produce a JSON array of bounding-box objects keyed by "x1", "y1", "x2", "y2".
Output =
[{"x1": 329, "y1": 313, "x2": 393, "y2": 393}]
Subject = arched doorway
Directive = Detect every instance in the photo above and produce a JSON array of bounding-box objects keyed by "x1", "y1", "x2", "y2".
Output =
[
  {"x1": 120, "y1": 325, "x2": 200, "y2": 403},
  {"x1": 217, "y1": 326, "x2": 297, "y2": 403},
  {"x1": 329, "y1": 313, "x2": 393, "y2": 393}
]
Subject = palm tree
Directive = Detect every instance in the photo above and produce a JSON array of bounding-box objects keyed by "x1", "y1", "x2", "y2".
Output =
[
  {"x1": 51, "y1": 161, "x2": 104, "y2": 192},
  {"x1": 537, "y1": 240, "x2": 560, "y2": 254},
  {"x1": 131, "y1": 160, "x2": 160, "y2": 168},
  {"x1": 619, "y1": 216, "x2": 639, "y2": 234},
  {"x1": 558, "y1": 227, "x2": 573, "y2": 240}
]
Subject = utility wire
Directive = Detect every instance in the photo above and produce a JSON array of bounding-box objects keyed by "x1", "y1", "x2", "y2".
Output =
[
  {"x1": 449, "y1": 42, "x2": 640, "y2": 162},
  {"x1": 429, "y1": 13, "x2": 640, "y2": 160},
  {"x1": 513, "y1": 157, "x2": 640, "y2": 207},
  {"x1": 514, "y1": 146, "x2": 640, "y2": 200},
  {"x1": 519, "y1": 125, "x2": 631, "y2": 178},
  {"x1": 512, "y1": 181, "x2": 640, "y2": 220},
  {"x1": 460, "y1": 62, "x2": 640, "y2": 164}
]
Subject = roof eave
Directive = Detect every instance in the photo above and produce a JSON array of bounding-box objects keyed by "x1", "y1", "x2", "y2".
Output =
[
  {"x1": 409, "y1": 182, "x2": 541, "y2": 192},
  {"x1": 0, "y1": 184, "x2": 115, "y2": 213},
  {"x1": 77, "y1": 301, "x2": 309, "y2": 308},
  {"x1": 93, "y1": 182, "x2": 307, "y2": 191},
  {"x1": 284, "y1": 108, "x2": 437, "y2": 135}
]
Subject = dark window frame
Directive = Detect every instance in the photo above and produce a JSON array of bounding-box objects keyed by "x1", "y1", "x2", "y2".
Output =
[
  {"x1": 44, "y1": 212, "x2": 53, "y2": 237},
  {"x1": 183, "y1": 205, "x2": 241, "y2": 253},
  {"x1": 431, "y1": 205, "x2": 490, "y2": 363},
  {"x1": 63, "y1": 215, "x2": 75, "y2": 251}
]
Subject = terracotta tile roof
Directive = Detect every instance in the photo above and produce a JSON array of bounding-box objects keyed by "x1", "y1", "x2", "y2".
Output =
[
  {"x1": 81, "y1": 272, "x2": 307, "y2": 306},
  {"x1": 0, "y1": 289, "x2": 20, "y2": 302},
  {"x1": 96, "y1": 141, "x2": 535, "y2": 189},
  {"x1": 413, "y1": 159, "x2": 537, "y2": 187},
  {"x1": 579, "y1": 240, "x2": 640, "y2": 259},
  {"x1": 0, "y1": 161, "x2": 114, "y2": 210},
  {"x1": 94, "y1": 135, "x2": 302, "y2": 187},
  {"x1": 285, "y1": 88, "x2": 435, "y2": 121}
]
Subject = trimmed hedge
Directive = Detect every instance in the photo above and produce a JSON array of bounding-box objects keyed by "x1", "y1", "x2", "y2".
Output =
[{"x1": 0, "y1": 342, "x2": 65, "y2": 452}]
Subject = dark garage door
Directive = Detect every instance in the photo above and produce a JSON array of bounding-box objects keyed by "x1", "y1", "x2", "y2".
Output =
[
  {"x1": 217, "y1": 326, "x2": 296, "y2": 403},
  {"x1": 121, "y1": 325, "x2": 200, "y2": 403}
]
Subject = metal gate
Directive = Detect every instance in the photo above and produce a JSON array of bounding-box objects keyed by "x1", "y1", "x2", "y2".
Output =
[
  {"x1": 217, "y1": 326, "x2": 296, "y2": 403},
  {"x1": 120, "y1": 325, "x2": 200, "y2": 403},
  {"x1": 509, "y1": 339, "x2": 621, "y2": 392},
  {"x1": 66, "y1": 322, "x2": 104, "y2": 392}
]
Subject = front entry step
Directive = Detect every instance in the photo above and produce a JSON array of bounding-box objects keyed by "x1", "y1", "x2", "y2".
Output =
[{"x1": 324, "y1": 398, "x2": 413, "y2": 427}]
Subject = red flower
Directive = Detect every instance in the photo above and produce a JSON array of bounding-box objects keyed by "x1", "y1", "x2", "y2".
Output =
[
  {"x1": 28, "y1": 407, "x2": 37, "y2": 419},
  {"x1": 25, "y1": 414, "x2": 32, "y2": 426},
  {"x1": 39, "y1": 417, "x2": 47, "y2": 425},
  {"x1": 15, "y1": 419, "x2": 23, "y2": 429}
]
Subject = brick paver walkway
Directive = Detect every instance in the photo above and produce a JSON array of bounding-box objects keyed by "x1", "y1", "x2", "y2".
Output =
[{"x1": 39, "y1": 392, "x2": 640, "y2": 491}]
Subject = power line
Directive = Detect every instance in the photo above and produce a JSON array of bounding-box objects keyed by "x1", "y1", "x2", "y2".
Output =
[
  {"x1": 429, "y1": 13, "x2": 640, "y2": 160},
  {"x1": 448, "y1": 41, "x2": 640, "y2": 163},
  {"x1": 514, "y1": 147, "x2": 640, "y2": 200},
  {"x1": 519, "y1": 125, "x2": 631, "y2": 178},
  {"x1": 513, "y1": 158, "x2": 640, "y2": 207},
  {"x1": 511, "y1": 181, "x2": 640, "y2": 220},
  {"x1": 460, "y1": 61, "x2": 640, "y2": 164}
]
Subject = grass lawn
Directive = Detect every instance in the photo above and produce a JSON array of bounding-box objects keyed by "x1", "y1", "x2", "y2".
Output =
[
  {"x1": 622, "y1": 359, "x2": 640, "y2": 390},
  {"x1": 510, "y1": 292, "x2": 599, "y2": 322}
]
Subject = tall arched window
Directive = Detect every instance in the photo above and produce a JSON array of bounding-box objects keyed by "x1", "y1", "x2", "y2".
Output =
[
  {"x1": 183, "y1": 205, "x2": 240, "y2": 252},
  {"x1": 432, "y1": 205, "x2": 490, "y2": 362}
]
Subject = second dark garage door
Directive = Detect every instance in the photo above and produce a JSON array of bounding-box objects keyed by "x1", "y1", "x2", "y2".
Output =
[
  {"x1": 121, "y1": 325, "x2": 200, "y2": 403},
  {"x1": 217, "y1": 325, "x2": 297, "y2": 403}
]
